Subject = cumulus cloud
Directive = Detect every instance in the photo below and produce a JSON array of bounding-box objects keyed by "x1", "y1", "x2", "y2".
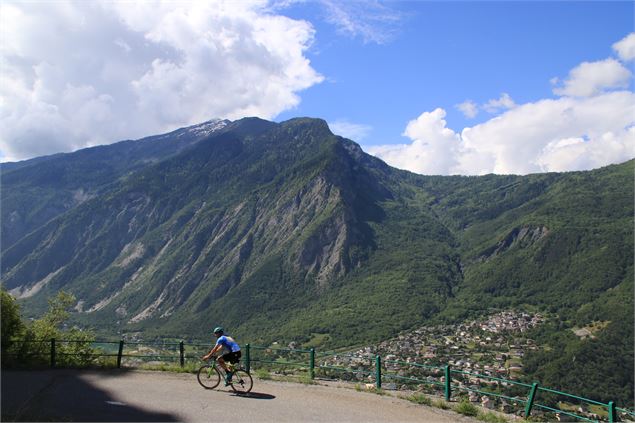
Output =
[
  {"x1": 456, "y1": 94, "x2": 516, "y2": 119},
  {"x1": 456, "y1": 100, "x2": 479, "y2": 119},
  {"x1": 0, "y1": 1, "x2": 323, "y2": 161},
  {"x1": 369, "y1": 34, "x2": 635, "y2": 175},
  {"x1": 328, "y1": 120, "x2": 372, "y2": 141},
  {"x1": 371, "y1": 92, "x2": 634, "y2": 175},
  {"x1": 613, "y1": 32, "x2": 635, "y2": 61},
  {"x1": 368, "y1": 109, "x2": 461, "y2": 175},
  {"x1": 483, "y1": 93, "x2": 516, "y2": 114},
  {"x1": 458, "y1": 92, "x2": 635, "y2": 174},
  {"x1": 552, "y1": 59, "x2": 631, "y2": 97}
]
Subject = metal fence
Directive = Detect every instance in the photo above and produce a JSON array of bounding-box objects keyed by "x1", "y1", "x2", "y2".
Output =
[{"x1": 5, "y1": 338, "x2": 633, "y2": 423}]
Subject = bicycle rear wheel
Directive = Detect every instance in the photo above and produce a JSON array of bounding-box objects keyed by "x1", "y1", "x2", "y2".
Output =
[
  {"x1": 197, "y1": 365, "x2": 221, "y2": 389},
  {"x1": 230, "y1": 369, "x2": 253, "y2": 394}
]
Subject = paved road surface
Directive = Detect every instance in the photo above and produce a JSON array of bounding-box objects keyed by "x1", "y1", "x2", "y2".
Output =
[{"x1": 2, "y1": 369, "x2": 479, "y2": 422}]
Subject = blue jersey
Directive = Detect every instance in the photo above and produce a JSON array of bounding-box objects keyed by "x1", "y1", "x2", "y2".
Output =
[{"x1": 215, "y1": 335, "x2": 240, "y2": 353}]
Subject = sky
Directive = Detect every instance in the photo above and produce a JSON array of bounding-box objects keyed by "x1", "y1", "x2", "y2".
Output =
[{"x1": 1, "y1": 1, "x2": 633, "y2": 175}]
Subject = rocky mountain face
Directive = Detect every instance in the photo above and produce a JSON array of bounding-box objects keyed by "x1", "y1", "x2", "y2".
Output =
[
  {"x1": 2, "y1": 118, "x2": 406, "y2": 333},
  {"x1": 1, "y1": 118, "x2": 632, "y2": 362}
]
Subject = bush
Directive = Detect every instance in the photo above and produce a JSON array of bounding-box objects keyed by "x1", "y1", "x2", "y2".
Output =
[{"x1": 5, "y1": 291, "x2": 97, "y2": 368}]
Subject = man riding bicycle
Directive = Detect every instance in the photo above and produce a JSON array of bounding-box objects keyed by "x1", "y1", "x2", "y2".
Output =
[{"x1": 202, "y1": 326, "x2": 242, "y2": 385}]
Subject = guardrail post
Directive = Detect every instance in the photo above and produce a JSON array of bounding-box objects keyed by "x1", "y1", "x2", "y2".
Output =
[
  {"x1": 50, "y1": 338, "x2": 56, "y2": 368},
  {"x1": 375, "y1": 355, "x2": 382, "y2": 389},
  {"x1": 245, "y1": 344, "x2": 250, "y2": 373},
  {"x1": 179, "y1": 341, "x2": 185, "y2": 367},
  {"x1": 309, "y1": 348, "x2": 315, "y2": 380},
  {"x1": 524, "y1": 382, "x2": 539, "y2": 418},
  {"x1": 444, "y1": 365, "x2": 451, "y2": 401},
  {"x1": 117, "y1": 340, "x2": 124, "y2": 368},
  {"x1": 608, "y1": 401, "x2": 616, "y2": 423}
]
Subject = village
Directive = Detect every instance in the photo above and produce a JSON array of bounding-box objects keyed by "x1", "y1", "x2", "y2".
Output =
[
  {"x1": 318, "y1": 310, "x2": 544, "y2": 381},
  {"x1": 313, "y1": 311, "x2": 621, "y2": 421},
  {"x1": 314, "y1": 311, "x2": 588, "y2": 419}
]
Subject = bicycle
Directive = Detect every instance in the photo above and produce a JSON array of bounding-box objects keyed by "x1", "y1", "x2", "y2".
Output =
[{"x1": 197, "y1": 357, "x2": 253, "y2": 394}]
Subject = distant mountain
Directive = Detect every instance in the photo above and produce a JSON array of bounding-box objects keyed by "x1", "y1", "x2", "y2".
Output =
[
  {"x1": 1, "y1": 117, "x2": 632, "y2": 403},
  {"x1": 1, "y1": 119, "x2": 231, "y2": 250}
]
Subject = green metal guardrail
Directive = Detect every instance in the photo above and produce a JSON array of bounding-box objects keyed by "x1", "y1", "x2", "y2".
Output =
[{"x1": 5, "y1": 338, "x2": 633, "y2": 423}]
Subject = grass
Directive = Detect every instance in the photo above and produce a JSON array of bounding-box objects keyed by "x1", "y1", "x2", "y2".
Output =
[
  {"x1": 139, "y1": 362, "x2": 199, "y2": 373},
  {"x1": 477, "y1": 411, "x2": 508, "y2": 422},
  {"x1": 255, "y1": 368, "x2": 272, "y2": 380},
  {"x1": 455, "y1": 400, "x2": 480, "y2": 417},
  {"x1": 405, "y1": 393, "x2": 432, "y2": 406},
  {"x1": 296, "y1": 374, "x2": 316, "y2": 385},
  {"x1": 433, "y1": 399, "x2": 450, "y2": 410}
]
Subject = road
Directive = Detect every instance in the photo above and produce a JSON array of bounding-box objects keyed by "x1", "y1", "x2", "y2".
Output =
[{"x1": 2, "y1": 369, "x2": 480, "y2": 422}]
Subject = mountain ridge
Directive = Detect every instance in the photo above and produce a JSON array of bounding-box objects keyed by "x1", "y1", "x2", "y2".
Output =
[{"x1": 1, "y1": 117, "x2": 632, "y2": 403}]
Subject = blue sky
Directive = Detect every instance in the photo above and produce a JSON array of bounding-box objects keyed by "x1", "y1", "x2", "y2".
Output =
[
  {"x1": 1, "y1": 1, "x2": 633, "y2": 174},
  {"x1": 279, "y1": 1, "x2": 633, "y2": 143}
]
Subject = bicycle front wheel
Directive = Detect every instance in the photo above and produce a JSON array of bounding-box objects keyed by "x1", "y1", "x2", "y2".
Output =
[
  {"x1": 230, "y1": 369, "x2": 253, "y2": 394},
  {"x1": 197, "y1": 365, "x2": 221, "y2": 389}
]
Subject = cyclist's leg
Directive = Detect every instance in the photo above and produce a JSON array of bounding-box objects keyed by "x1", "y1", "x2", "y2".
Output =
[
  {"x1": 217, "y1": 355, "x2": 228, "y2": 371},
  {"x1": 221, "y1": 351, "x2": 240, "y2": 370}
]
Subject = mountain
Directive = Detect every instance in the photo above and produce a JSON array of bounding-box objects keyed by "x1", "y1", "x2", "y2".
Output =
[
  {"x1": 1, "y1": 117, "x2": 632, "y2": 402},
  {"x1": 1, "y1": 119, "x2": 231, "y2": 250}
]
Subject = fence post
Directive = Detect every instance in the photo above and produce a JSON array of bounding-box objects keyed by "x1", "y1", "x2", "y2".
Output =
[
  {"x1": 608, "y1": 401, "x2": 616, "y2": 423},
  {"x1": 375, "y1": 355, "x2": 382, "y2": 390},
  {"x1": 309, "y1": 348, "x2": 315, "y2": 380},
  {"x1": 444, "y1": 365, "x2": 451, "y2": 401},
  {"x1": 524, "y1": 383, "x2": 539, "y2": 418},
  {"x1": 179, "y1": 341, "x2": 185, "y2": 367},
  {"x1": 50, "y1": 338, "x2": 56, "y2": 368},
  {"x1": 117, "y1": 340, "x2": 124, "y2": 368},
  {"x1": 245, "y1": 344, "x2": 250, "y2": 374}
]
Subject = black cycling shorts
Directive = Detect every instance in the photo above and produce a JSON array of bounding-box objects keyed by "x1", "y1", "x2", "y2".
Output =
[{"x1": 222, "y1": 350, "x2": 241, "y2": 364}]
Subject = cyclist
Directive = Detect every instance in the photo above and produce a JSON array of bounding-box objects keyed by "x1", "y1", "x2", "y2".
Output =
[{"x1": 202, "y1": 326, "x2": 242, "y2": 385}]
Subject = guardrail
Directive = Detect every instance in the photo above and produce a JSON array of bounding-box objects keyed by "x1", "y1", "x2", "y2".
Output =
[{"x1": 4, "y1": 338, "x2": 633, "y2": 423}]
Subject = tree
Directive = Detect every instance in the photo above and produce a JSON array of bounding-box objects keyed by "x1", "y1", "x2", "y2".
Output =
[
  {"x1": 13, "y1": 291, "x2": 96, "y2": 367},
  {"x1": 29, "y1": 290, "x2": 76, "y2": 340},
  {"x1": 1, "y1": 289, "x2": 25, "y2": 356}
]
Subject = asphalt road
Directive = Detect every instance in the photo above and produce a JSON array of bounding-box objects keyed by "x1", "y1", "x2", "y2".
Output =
[{"x1": 2, "y1": 369, "x2": 479, "y2": 422}]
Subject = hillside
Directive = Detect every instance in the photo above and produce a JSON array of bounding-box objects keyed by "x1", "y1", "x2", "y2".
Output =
[{"x1": 1, "y1": 117, "x2": 632, "y2": 403}]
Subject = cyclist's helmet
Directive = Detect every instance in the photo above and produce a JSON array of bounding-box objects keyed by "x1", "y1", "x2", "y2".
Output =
[{"x1": 213, "y1": 326, "x2": 224, "y2": 335}]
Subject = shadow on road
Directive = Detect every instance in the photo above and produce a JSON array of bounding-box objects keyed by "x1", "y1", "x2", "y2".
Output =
[
  {"x1": 231, "y1": 391, "x2": 276, "y2": 400},
  {"x1": 1, "y1": 369, "x2": 179, "y2": 422}
]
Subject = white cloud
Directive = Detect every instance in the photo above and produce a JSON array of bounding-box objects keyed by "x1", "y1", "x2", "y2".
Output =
[
  {"x1": 613, "y1": 32, "x2": 635, "y2": 61},
  {"x1": 552, "y1": 59, "x2": 631, "y2": 97},
  {"x1": 369, "y1": 35, "x2": 635, "y2": 176},
  {"x1": 0, "y1": 1, "x2": 323, "y2": 161},
  {"x1": 456, "y1": 100, "x2": 478, "y2": 119},
  {"x1": 456, "y1": 94, "x2": 515, "y2": 119},
  {"x1": 370, "y1": 92, "x2": 635, "y2": 175},
  {"x1": 320, "y1": 0, "x2": 402, "y2": 45},
  {"x1": 328, "y1": 120, "x2": 372, "y2": 141},
  {"x1": 483, "y1": 93, "x2": 516, "y2": 114},
  {"x1": 459, "y1": 92, "x2": 635, "y2": 174},
  {"x1": 368, "y1": 109, "x2": 461, "y2": 175}
]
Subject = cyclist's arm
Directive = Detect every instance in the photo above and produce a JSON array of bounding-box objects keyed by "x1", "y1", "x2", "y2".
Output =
[{"x1": 202, "y1": 344, "x2": 222, "y2": 360}]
